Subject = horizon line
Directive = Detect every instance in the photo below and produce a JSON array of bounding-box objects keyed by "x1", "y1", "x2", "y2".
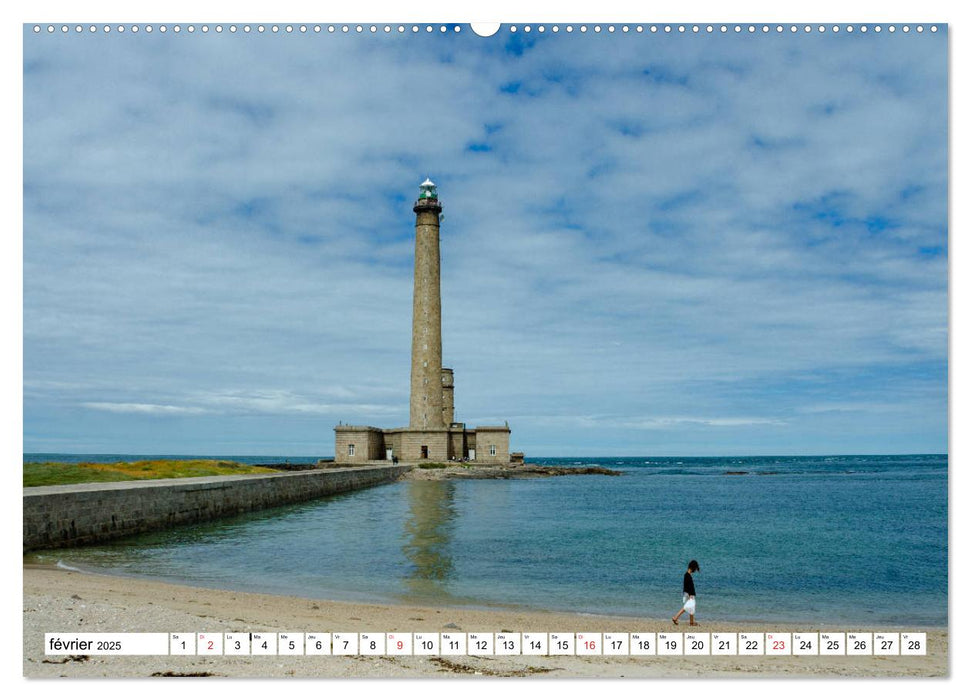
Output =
[{"x1": 21, "y1": 451, "x2": 949, "y2": 459}]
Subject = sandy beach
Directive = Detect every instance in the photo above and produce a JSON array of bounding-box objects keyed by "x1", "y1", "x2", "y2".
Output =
[{"x1": 22, "y1": 565, "x2": 947, "y2": 678}]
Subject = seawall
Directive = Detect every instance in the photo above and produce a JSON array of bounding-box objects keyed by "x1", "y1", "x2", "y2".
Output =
[{"x1": 23, "y1": 464, "x2": 411, "y2": 552}]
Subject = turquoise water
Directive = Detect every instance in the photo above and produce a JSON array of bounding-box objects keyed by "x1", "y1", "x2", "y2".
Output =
[{"x1": 26, "y1": 454, "x2": 948, "y2": 626}]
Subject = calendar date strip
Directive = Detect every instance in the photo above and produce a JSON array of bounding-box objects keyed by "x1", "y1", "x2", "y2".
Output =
[{"x1": 45, "y1": 631, "x2": 928, "y2": 657}]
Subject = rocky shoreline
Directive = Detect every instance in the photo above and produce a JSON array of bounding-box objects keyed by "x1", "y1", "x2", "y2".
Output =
[
  {"x1": 251, "y1": 462, "x2": 625, "y2": 480},
  {"x1": 402, "y1": 464, "x2": 623, "y2": 480}
]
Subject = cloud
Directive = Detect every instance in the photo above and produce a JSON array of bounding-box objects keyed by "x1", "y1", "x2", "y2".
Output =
[
  {"x1": 23, "y1": 28, "x2": 948, "y2": 455},
  {"x1": 518, "y1": 414, "x2": 788, "y2": 430},
  {"x1": 190, "y1": 390, "x2": 405, "y2": 417},
  {"x1": 81, "y1": 402, "x2": 210, "y2": 415},
  {"x1": 618, "y1": 417, "x2": 789, "y2": 429}
]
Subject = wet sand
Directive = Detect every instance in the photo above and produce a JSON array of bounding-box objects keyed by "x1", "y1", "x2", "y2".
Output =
[{"x1": 22, "y1": 565, "x2": 947, "y2": 678}]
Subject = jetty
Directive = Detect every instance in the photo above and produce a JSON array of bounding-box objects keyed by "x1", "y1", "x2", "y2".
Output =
[{"x1": 23, "y1": 464, "x2": 410, "y2": 552}]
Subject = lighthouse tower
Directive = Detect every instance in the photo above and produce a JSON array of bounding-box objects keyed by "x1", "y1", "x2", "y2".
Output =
[
  {"x1": 333, "y1": 178, "x2": 514, "y2": 465},
  {"x1": 410, "y1": 178, "x2": 445, "y2": 430}
]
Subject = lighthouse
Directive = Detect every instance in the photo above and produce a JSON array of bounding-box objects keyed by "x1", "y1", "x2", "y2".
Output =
[
  {"x1": 333, "y1": 179, "x2": 514, "y2": 465},
  {"x1": 410, "y1": 178, "x2": 445, "y2": 430}
]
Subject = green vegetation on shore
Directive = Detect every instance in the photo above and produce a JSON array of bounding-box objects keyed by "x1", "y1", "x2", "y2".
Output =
[{"x1": 23, "y1": 459, "x2": 278, "y2": 487}]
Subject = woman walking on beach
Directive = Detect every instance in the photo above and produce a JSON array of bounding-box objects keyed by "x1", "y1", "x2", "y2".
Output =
[{"x1": 672, "y1": 560, "x2": 700, "y2": 626}]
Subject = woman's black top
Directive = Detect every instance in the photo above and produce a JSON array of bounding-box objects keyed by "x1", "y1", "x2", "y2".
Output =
[{"x1": 683, "y1": 572, "x2": 696, "y2": 596}]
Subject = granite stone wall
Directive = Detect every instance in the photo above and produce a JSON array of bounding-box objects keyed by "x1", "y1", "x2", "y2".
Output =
[
  {"x1": 398, "y1": 430, "x2": 450, "y2": 461},
  {"x1": 410, "y1": 205, "x2": 444, "y2": 430},
  {"x1": 474, "y1": 428, "x2": 511, "y2": 463},
  {"x1": 23, "y1": 464, "x2": 411, "y2": 552},
  {"x1": 335, "y1": 426, "x2": 386, "y2": 462},
  {"x1": 441, "y1": 368, "x2": 455, "y2": 426}
]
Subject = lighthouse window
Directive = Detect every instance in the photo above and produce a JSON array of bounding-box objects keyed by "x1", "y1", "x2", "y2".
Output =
[
  {"x1": 490, "y1": 444, "x2": 497, "y2": 456},
  {"x1": 348, "y1": 444, "x2": 356, "y2": 457}
]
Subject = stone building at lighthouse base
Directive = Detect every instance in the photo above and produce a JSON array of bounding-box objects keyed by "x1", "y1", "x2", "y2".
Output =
[
  {"x1": 336, "y1": 366, "x2": 512, "y2": 464},
  {"x1": 334, "y1": 422, "x2": 511, "y2": 464}
]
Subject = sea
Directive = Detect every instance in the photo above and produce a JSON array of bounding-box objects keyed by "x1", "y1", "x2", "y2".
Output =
[{"x1": 24, "y1": 454, "x2": 948, "y2": 627}]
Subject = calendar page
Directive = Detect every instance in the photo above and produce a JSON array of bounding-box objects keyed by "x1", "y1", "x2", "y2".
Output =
[{"x1": 20, "y1": 1, "x2": 949, "y2": 685}]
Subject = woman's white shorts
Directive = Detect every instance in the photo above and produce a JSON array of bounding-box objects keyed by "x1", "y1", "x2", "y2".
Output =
[{"x1": 683, "y1": 594, "x2": 696, "y2": 614}]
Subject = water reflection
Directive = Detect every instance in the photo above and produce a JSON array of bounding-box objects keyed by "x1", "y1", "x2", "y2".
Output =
[{"x1": 400, "y1": 480, "x2": 457, "y2": 600}]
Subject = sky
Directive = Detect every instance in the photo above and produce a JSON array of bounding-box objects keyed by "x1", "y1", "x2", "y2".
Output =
[{"x1": 22, "y1": 23, "x2": 948, "y2": 457}]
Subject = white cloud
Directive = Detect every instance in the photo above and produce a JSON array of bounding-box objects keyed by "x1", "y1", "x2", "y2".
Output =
[
  {"x1": 81, "y1": 402, "x2": 209, "y2": 415},
  {"x1": 23, "y1": 28, "x2": 948, "y2": 455},
  {"x1": 191, "y1": 390, "x2": 404, "y2": 417}
]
